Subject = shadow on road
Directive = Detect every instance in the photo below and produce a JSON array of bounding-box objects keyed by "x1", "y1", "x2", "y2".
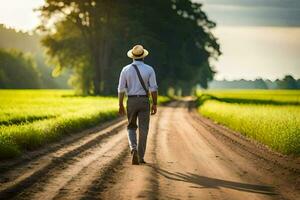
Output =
[{"x1": 149, "y1": 165, "x2": 277, "y2": 196}]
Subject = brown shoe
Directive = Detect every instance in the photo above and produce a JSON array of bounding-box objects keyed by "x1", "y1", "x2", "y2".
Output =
[
  {"x1": 139, "y1": 159, "x2": 146, "y2": 164},
  {"x1": 131, "y1": 149, "x2": 139, "y2": 165}
]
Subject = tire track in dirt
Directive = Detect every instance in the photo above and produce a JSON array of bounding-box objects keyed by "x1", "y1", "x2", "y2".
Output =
[
  {"x1": 96, "y1": 100, "x2": 299, "y2": 200},
  {"x1": 153, "y1": 100, "x2": 299, "y2": 200},
  {"x1": 188, "y1": 109, "x2": 300, "y2": 174},
  {"x1": 0, "y1": 119, "x2": 128, "y2": 199},
  {"x1": 153, "y1": 100, "x2": 280, "y2": 200},
  {"x1": 187, "y1": 109, "x2": 300, "y2": 200},
  {"x1": 1, "y1": 100, "x2": 299, "y2": 200},
  {"x1": 16, "y1": 131, "x2": 128, "y2": 200},
  {"x1": 98, "y1": 101, "x2": 169, "y2": 200}
]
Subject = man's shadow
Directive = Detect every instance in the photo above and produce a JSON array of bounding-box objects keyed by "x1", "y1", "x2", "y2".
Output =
[{"x1": 148, "y1": 165, "x2": 277, "y2": 195}]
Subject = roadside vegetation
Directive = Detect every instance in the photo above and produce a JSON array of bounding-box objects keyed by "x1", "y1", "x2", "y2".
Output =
[
  {"x1": 0, "y1": 49, "x2": 41, "y2": 89},
  {"x1": 0, "y1": 90, "x2": 170, "y2": 159},
  {"x1": 197, "y1": 90, "x2": 300, "y2": 155}
]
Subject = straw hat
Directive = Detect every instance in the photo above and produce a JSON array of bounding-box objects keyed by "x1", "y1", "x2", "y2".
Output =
[{"x1": 127, "y1": 45, "x2": 149, "y2": 59}]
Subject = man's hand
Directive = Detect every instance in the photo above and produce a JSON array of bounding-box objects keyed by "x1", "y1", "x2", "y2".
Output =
[
  {"x1": 119, "y1": 104, "x2": 126, "y2": 116},
  {"x1": 151, "y1": 104, "x2": 157, "y2": 115},
  {"x1": 118, "y1": 92, "x2": 125, "y2": 116},
  {"x1": 150, "y1": 91, "x2": 158, "y2": 115}
]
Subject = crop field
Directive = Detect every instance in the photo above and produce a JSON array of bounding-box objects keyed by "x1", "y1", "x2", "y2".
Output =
[
  {"x1": 0, "y1": 90, "x2": 170, "y2": 159},
  {"x1": 197, "y1": 90, "x2": 300, "y2": 155},
  {"x1": 0, "y1": 90, "x2": 120, "y2": 158}
]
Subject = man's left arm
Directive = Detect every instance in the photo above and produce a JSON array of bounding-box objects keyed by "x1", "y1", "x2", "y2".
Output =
[
  {"x1": 150, "y1": 91, "x2": 158, "y2": 115},
  {"x1": 149, "y1": 69, "x2": 158, "y2": 115}
]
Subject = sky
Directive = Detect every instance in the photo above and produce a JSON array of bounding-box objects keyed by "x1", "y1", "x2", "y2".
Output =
[
  {"x1": 196, "y1": 0, "x2": 300, "y2": 80},
  {"x1": 0, "y1": 0, "x2": 299, "y2": 80},
  {"x1": 0, "y1": 0, "x2": 44, "y2": 32}
]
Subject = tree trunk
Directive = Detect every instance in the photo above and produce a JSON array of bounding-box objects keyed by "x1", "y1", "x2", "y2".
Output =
[
  {"x1": 93, "y1": 49, "x2": 101, "y2": 95},
  {"x1": 93, "y1": 72, "x2": 101, "y2": 95},
  {"x1": 102, "y1": 38, "x2": 113, "y2": 95}
]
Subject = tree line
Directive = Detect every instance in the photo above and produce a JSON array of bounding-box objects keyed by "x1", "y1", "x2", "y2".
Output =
[
  {"x1": 38, "y1": 0, "x2": 221, "y2": 95},
  {"x1": 0, "y1": 49, "x2": 41, "y2": 88},
  {"x1": 0, "y1": 25, "x2": 70, "y2": 89},
  {"x1": 209, "y1": 75, "x2": 300, "y2": 90}
]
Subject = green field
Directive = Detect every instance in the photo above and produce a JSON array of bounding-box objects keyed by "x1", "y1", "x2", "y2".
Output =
[
  {"x1": 197, "y1": 90, "x2": 300, "y2": 155},
  {"x1": 0, "y1": 90, "x2": 169, "y2": 159}
]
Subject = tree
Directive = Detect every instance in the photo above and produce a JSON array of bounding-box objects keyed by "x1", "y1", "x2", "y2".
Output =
[
  {"x1": 0, "y1": 25, "x2": 70, "y2": 89},
  {"x1": 0, "y1": 49, "x2": 41, "y2": 88},
  {"x1": 277, "y1": 75, "x2": 298, "y2": 89},
  {"x1": 38, "y1": 0, "x2": 220, "y2": 95},
  {"x1": 122, "y1": 0, "x2": 220, "y2": 94},
  {"x1": 254, "y1": 78, "x2": 268, "y2": 89}
]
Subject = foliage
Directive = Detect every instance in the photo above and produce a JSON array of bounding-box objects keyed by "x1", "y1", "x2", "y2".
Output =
[
  {"x1": 0, "y1": 24, "x2": 70, "y2": 89},
  {"x1": 197, "y1": 90, "x2": 300, "y2": 155},
  {"x1": 0, "y1": 49, "x2": 41, "y2": 88},
  {"x1": 38, "y1": 0, "x2": 221, "y2": 95},
  {"x1": 0, "y1": 24, "x2": 40, "y2": 53},
  {"x1": 276, "y1": 75, "x2": 299, "y2": 89},
  {"x1": 197, "y1": 90, "x2": 300, "y2": 104},
  {"x1": 158, "y1": 96, "x2": 172, "y2": 105},
  {"x1": 208, "y1": 75, "x2": 300, "y2": 90}
]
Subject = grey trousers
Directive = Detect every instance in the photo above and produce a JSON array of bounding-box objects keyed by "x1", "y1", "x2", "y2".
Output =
[{"x1": 126, "y1": 97, "x2": 150, "y2": 160}]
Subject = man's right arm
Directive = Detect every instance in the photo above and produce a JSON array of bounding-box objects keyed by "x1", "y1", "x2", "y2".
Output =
[{"x1": 118, "y1": 92, "x2": 126, "y2": 115}]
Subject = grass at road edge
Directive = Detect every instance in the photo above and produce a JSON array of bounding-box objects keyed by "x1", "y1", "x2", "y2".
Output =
[
  {"x1": 0, "y1": 90, "x2": 171, "y2": 159},
  {"x1": 0, "y1": 109, "x2": 118, "y2": 159},
  {"x1": 197, "y1": 91, "x2": 300, "y2": 155}
]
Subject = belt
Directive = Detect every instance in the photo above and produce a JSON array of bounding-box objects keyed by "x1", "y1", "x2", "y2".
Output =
[{"x1": 128, "y1": 95, "x2": 148, "y2": 98}]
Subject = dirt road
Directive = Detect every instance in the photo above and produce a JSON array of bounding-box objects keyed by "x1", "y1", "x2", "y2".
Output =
[{"x1": 0, "y1": 100, "x2": 299, "y2": 200}]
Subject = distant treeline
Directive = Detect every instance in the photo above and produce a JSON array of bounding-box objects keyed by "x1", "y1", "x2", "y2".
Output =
[
  {"x1": 209, "y1": 76, "x2": 300, "y2": 89},
  {"x1": 0, "y1": 24, "x2": 69, "y2": 89},
  {"x1": 0, "y1": 49, "x2": 41, "y2": 88}
]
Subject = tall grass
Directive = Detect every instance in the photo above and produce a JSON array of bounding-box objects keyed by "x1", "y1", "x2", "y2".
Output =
[
  {"x1": 197, "y1": 90, "x2": 300, "y2": 104},
  {"x1": 197, "y1": 90, "x2": 300, "y2": 155},
  {"x1": 0, "y1": 90, "x2": 170, "y2": 159},
  {"x1": 0, "y1": 90, "x2": 119, "y2": 158}
]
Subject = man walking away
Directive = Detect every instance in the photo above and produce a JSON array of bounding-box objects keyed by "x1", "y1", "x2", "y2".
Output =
[{"x1": 118, "y1": 45, "x2": 158, "y2": 165}]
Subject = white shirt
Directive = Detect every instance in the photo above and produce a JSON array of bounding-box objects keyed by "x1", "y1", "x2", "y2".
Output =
[{"x1": 118, "y1": 60, "x2": 158, "y2": 95}]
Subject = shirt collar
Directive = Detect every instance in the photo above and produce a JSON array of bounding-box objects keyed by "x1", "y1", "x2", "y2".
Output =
[{"x1": 132, "y1": 60, "x2": 144, "y2": 65}]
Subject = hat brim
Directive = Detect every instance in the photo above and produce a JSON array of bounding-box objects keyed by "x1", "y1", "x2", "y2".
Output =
[{"x1": 127, "y1": 49, "x2": 149, "y2": 59}]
